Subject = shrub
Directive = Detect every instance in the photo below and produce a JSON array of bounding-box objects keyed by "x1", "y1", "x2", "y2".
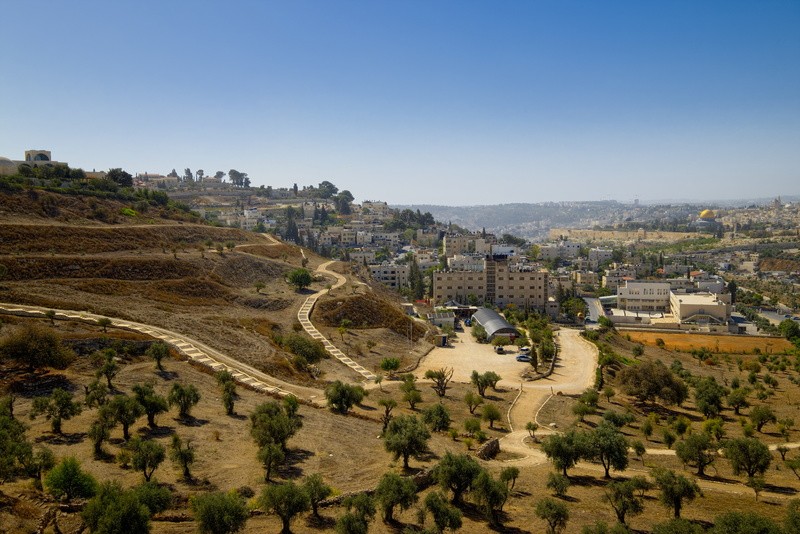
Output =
[{"x1": 45, "y1": 457, "x2": 97, "y2": 501}]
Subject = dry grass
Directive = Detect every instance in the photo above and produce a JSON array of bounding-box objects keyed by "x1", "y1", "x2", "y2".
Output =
[{"x1": 626, "y1": 331, "x2": 794, "y2": 354}]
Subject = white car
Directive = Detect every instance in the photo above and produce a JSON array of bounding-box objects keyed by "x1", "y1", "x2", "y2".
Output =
[{"x1": 519, "y1": 346, "x2": 531, "y2": 354}]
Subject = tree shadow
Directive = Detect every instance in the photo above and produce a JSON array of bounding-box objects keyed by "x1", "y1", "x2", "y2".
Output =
[
  {"x1": 175, "y1": 416, "x2": 209, "y2": 427},
  {"x1": 305, "y1": 514, "x2": 336, "y2": 530},
  {"x1": 156, "y1": 370, "x2": 179, "y2": 381},
  {"x1": 357, "y1": 403, "x2": 377, "y2": 412},
  {"x1": 140, "y1": 425, "x2": 175, "y2": 438},
  {"x1": 228, "y1": 413, "x2": 248, "y2": 421},
  {"x1": 36, "y1": 432, "x2": 85, "y2": 445},
  {"x1": 765, "y1": 483, "x2": 798, "y2": 495},
  {"x1": 93, "y1": 449, "x2": 116, "y2": 463},
  {"x1": 277, "y1": 448, "x2": 315, "y2": 479},
  {"x1": 567, "y1": 475, "x2": 608, "y2": 488}
]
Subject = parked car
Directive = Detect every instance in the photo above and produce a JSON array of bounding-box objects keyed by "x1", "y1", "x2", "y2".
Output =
[
  {"x1": 494, "y1": 346, "x2": 504, "y2": 354},
  {"x1": 465, "y1": 319, "x2": 472, "y2": 327},
  {"x1": 519, "y1": 346, "x2": 531, "y2": 354},
  {"x1": 516, "y1": 354, "x2": 531, "y2": 363}
]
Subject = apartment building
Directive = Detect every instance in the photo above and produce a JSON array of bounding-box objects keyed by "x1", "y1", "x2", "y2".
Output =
[
  {"x1": 617, "y1": 281, "x2": 671, "y2": 312},
  {"x1": 369, "y1": 264, "x2": 409, "y2": 290},
  {"x1": 433, "y1": 256, "x2": 548, "y2": 310}
]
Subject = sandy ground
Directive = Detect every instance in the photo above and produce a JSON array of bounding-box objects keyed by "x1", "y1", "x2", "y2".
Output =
[{"x1": 415, "y1": 327, "x2": 599, "y2": 465}]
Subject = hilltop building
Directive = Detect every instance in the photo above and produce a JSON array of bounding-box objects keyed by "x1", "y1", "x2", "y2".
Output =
[{"x1": 0, "y1": 149, "x2": 69, "y2": 176}]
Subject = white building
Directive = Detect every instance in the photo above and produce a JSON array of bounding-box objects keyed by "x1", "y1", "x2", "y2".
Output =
[{"x1": 617, "y1": 281, "x2": 671, "y2": 312}]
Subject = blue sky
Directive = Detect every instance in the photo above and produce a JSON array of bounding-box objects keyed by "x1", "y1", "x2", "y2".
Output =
[{"x1": 1, "y1": 1, "x2": 798, "y2": 205}]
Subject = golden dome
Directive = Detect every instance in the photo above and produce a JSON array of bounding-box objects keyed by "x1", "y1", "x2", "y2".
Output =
[{"x1": 699, "y1": 209, "x2": 716, "y2": 220}]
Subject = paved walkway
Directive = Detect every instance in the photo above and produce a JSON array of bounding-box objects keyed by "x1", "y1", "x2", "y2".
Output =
[
  {"x1": 0, "y1": 302, "x2": 325, "y2": 406},
  {"x1": 297, "y1": 261, "x2": 377, "y2": 382}
]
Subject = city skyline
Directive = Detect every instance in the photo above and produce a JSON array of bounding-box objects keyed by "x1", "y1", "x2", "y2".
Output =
[{"x1": 1, "y1": 1, "x2": 798, "y2": 205}]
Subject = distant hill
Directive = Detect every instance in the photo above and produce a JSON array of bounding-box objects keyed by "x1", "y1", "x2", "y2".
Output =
[{"x1": 396, "y1": 201, "x2": 623, "y2": 240}]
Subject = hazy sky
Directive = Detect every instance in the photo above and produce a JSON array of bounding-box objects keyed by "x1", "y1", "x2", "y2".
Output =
[{"x1": 1, "y1": 1, "x2": 798, "y2": 205}]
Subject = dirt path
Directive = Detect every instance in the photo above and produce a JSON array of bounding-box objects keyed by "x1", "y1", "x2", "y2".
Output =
[
  {"x1": 498, "y1": 328, "x2": 599, "y2": 463},
  {"x1": 297, "y1": 261, "x2": 377, "y2": 382},
  {"x1": 0, "y1": 302, "x2": 326, "y2": 406}
]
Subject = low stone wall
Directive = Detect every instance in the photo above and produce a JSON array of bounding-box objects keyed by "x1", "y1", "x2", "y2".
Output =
[{"x1": 476, "y1": 438, "x2": 500, "y2": 460}]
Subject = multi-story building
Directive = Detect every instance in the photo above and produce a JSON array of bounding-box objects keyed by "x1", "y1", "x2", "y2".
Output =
[
  {"x1": 369, "y1": 263, "x2": 410, "y2": 290},
  {"x1": 433, "y1": 256, "x2": 548, "y2": 310},
  {"x1": 617, "y1": 281, "x2": 671, "y2": 312},
  {"x1": 588, "y1": 248, "x2": 613, "y2": 269}
]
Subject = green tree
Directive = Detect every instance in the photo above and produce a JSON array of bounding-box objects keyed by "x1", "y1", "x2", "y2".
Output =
[
  {"x1": 302, "y1": 473, "x2": 332, "y2": 518},
  {"x1": 169, "y1": 434, "x2": 195, "y2": 481},
  {"x1": 168, "y1": 382, "x2": 201, "y2": 419},
  {"x1": 723, "y1": 437, "x2": 771, "y2": 479},
  {"x1": 605, "y1": 479, "x2": 645, "y2": 526},
  {"x1": 585, "y1": 422, "x2": 629, "y2": 478},
  {"x1": 749, "y1": 405, "x2": 777, "y2": 432},
  {"x1": 260, "y1": 481, "x2": 310, "y2": 534},
  {"x1": 133, "y1": 481, "x2": 172, "y2": 515},
  {"x1": 500, "y1": 466, "x2": 520, "y2": 490},
  {"x1": 324, "y1": 381, "x2": 366, "y2": 414},
  {"x1": 0, "y1": 411, "x2": 32, "y2": 482},
  {"x1": 675, "y1": 432, "x2": 716, "y2": 476},
  {"x1": 132, "y1": 383, "x2": 168, "y2": 428},
  {"x1": 97, "y1": 317, "x2": 113, "y2": 333},
  {"x1": 542, "y1": 430, "x2": 586, "y2": 477},
  {"x1": 546, "y1": 472, "x2": 570, "y2": 497},
  {"x1": 82, "y1": 481, "x2": 150, "y2": 534},
  {"x1": 45, "y1": 457, "x2": 98, "y2": 501},
  {"x1": 726, "y1": 388, "x2": 750, "y2": 415},
  {"x1": 711, "y1": 511, "x2": 782, "y2": 534},
  {"x1": 95, "y1": 349, "x2": 120, "y2": 389},
  {"x1": 217, "y1": 371, "x2": 237, "y2": 416},
  {"x1": 378, "y1": 398, "x2": 397, "y2": 434},
  {"x1": 250, "y1": 400, "x2": 302, "y2": 452},
  {"x1": 423, "y1": 403, "x2": 451, "y2": 432},
  {"x1": 422, "y1": 491, "x2": 462, "y2": 532},
  {"x1": 618, "y1": 360, "x2": 688, "y2": 406},
  {"x1": 0, "y1": 324, "x2": 74, "y2": 371},
  {"x1": 84, "y1": 379, "x2": 109, "y2": 408},
  {"x1": 481, "y1": 403, "x2": 502, "y2": 429},
  {"x1": 425, "y1": 367, "x2": 454, "y2": 398},
  {"x1": 257, "y1": 443, "x2": 284, "y2": 482},
  {"x1": 380, "y1": 357, "x2": 401, "y2": 378},
  {"x1": 652, "y1": 468, "x2": 702, "y2": 518},
  {"x1": 375, "y1": 472, "x2": 417, "y2": 522},
  {"x1": 694, "y1": 377, "x2": 728, "y2": 419},
  {"x1": 130, "y1": 437, "x2": 166, "y2": 482},
  {"x1": 535, "y1": 497, "x2": 570, "y2": 534},
  {"x1": 191, "y1": 491, "x2": 249, "y2": 534},
  {"x1": 436, "y1": 452, "x2": 483, "y2": 505},
  {"x1": 472, "y1": 470, "x2": 508, "y2": 526},
  {"x1": 336, "y1": 493, "x2": 375, "y2": 534},
  {"x1": 31, "y1": 388, "x2": 82, "y2": 434},
  {"x1": 470, "y1": 370, "x2": 490, "y2": 397},
  {"x1": 383, "y1": 415, "x2": 430, "y2": 469},
  {"x1": 287, "y1": 268, "x2": 313, "y2": 290},
  {"x1": 147, "y1": 342, "x2": 170, "y2": 372},
  {"x1": 88, "y1": 407, "x2": 115, "y2": 456},
  {"x1": 108, "y1": 394, "x2": 144, "y2": 441}
]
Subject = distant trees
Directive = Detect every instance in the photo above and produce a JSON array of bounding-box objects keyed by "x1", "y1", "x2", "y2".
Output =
[
  {"x1": 228, "y1": 169, "x2": 250, "y2": 188},
  {"x1": 107, "y1": 168, "x2": 133, "y2": 188}
]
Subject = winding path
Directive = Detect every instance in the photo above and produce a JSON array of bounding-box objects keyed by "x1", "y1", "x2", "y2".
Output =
[
  {"x1": 297, "y1": 261, "x2": 377, "y2": 381},
  {"x1": 0, "y1": 302, "x2": 325, "y2": 406}
]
